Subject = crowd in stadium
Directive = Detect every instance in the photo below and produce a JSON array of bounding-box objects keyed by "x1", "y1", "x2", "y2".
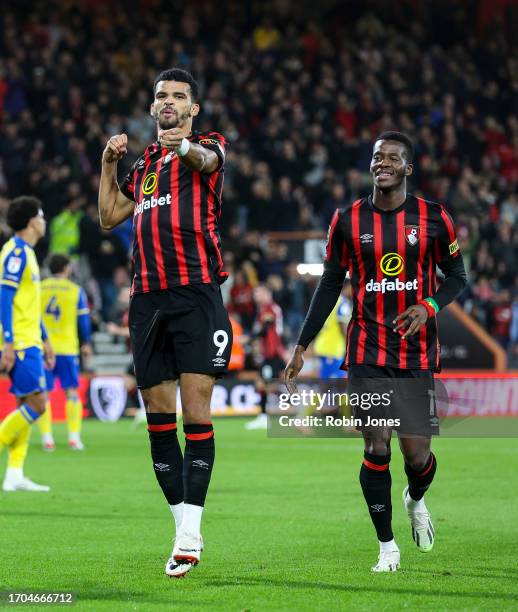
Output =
[{"x1": 0, "y1": 0, "x2": 517, "y2": 364}]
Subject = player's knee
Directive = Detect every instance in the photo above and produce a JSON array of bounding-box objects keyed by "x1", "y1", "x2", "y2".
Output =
[
  {"x1": 66, "y1": 389, "x2": 78, "y2": 402},
  {"x1": 140, "y1": 390, "x2": 172, "y2": 413},
  {"x1": 364, "y1": 436, "x2": 391, "y2": 456},
  {"x1": 25, "y1": 392, "x2": 47, "y2": 415},
  {"x1": 404, "y1": 450, "x2": 429, "y2": 471}
]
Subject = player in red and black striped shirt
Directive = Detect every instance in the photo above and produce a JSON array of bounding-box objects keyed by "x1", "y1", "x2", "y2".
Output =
[
  {"x1": 285, "y1": 132, "x2": 467, "y2": 572},
  {"x1": 98, "y1": 68, "x2": 232, "y2": 578}
]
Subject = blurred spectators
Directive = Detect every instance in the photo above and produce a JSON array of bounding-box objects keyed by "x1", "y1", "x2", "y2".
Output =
[{"x1": 0, "y1": 0, "x2": 516, "y2": 358}]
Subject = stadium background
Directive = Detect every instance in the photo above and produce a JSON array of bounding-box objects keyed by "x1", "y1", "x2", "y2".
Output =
[
  {"x1": 1, "y1": 0, "x2": 517, "y2": 419},
  {"x1": 1, "y1": 1, "x2": 518, "y2": 610}
]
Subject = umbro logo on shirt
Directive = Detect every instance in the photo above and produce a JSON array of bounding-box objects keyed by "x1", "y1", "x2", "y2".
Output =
[{"x1": 360, "y1": 233, "x2": 373, "y2": 244}]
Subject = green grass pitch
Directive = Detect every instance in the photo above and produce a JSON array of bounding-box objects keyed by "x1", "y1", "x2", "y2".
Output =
[{"x1": 1, "y1": 418, "x2": 517, "y2": 611}]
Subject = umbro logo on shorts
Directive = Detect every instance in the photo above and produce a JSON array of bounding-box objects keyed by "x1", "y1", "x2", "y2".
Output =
[
  {"x1": 371, "y1": 504, "x2": 385, "y2": 512},
  {"x1": 212, "y1": 357, "x2": 226, "y2": 366},
  {"x1": 154, "y1": 463, "x2": 170, "y2": 472},
  {"x1": 192, "y1": 459, "x2": 209, "y2": 470}
]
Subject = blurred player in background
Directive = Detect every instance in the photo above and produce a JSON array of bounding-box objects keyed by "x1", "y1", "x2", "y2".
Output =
[
  {"x1": 98, "y1": 68, "x2": 231, "y2": 578},
  {"x1": 313, "y1": 282, "x2": 352, "y2": 379},
  {"x1": 39, "y1": 254, "x2": 92, "y2": 451},
  {"x1": 286, "y1": 132, "x2": 467, "y2": 572},
  {"x1": 246, "y1": 285, "x2": 286, "y2": 430},
  {"x1": 0, "y1": 196, "x2": 54, "y2": 491}
]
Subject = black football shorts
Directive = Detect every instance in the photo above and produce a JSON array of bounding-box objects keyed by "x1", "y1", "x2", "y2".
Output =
[
  {"x1": 348, "y1": 364, "x2": 439, "y2": 437},
  {"x1": 129, "y1": 283, "x2": 233, "y2": 389}
]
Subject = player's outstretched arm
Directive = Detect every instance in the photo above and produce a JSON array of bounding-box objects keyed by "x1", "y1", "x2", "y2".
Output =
[
  {"x1": 99, "y1": 134, "x2": 135, "y2": 230},
  {"x1": 283, "y1": 269, "x2": 344, "y2": 390},
  {"x1": 159, "y1": 129, "x2": 219, "y2": 173}
]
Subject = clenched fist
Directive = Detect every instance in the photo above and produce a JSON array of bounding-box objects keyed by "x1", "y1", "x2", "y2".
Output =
[{"x1": 102, "y1": 134, "x2": 128, "y2": 164}]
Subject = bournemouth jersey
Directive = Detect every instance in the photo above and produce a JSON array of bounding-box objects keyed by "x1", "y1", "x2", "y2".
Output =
[
  {"x1": 325, "y1": 194, "x2": 461, "y2": 371},
  {"x1": 120, "y1": 131, "x2": 227, "y2": 294}
]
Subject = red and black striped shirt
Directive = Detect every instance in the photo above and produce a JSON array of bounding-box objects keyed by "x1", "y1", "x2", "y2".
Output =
[
  {"x1": 120, "y1": 131, "x2": 228, "y2": 295},
  {"x1": 324, "y1": 194, "x2": 460, "y2": 371}
]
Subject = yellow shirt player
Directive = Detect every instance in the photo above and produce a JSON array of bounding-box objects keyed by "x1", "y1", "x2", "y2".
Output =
[
  {"x1": 313, "y1": 285, "x2": 352, "y2": 378},
  {"x1": 0, "y1": 196, "x2": 55, "y2": 492},
  {"x1": 39, "y1": 253, "x2": 92, "y2": 452}
]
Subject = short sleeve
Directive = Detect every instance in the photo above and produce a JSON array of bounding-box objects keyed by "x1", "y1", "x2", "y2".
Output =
[
  {"x1": 197, "y1": 132, "x2": 226, "y2": 170},
  {"x1": 1, "y1": 247, "x2": 27, "y2": 289},
  {"x1": 324, "y1": 209, "x2": 348, "y2": 275},
  {"x1": 120, "y1": 158, "x2": 141, "y2": 201},
  {"x1": 434, "y1": 205, "x2": 460, "y2": 264}
]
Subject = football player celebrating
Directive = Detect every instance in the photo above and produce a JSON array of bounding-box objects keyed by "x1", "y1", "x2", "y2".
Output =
[
  {"x1": 285, "y1": 132, "x2": 467, "y2": 572},
  {"x1": 98, "y1": 68, "x2": 231, "y2": 577}
]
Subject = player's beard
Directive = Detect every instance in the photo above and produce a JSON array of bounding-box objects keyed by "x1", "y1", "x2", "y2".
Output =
[{"x1": 156, "y1": 107, "x2": 191, "y2": 130}]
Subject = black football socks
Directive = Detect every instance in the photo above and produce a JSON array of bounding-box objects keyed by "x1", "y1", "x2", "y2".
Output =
[
  {"x1": 405, "y1": 452, "x2": 437, "y2": 501},
  {"x1": 183, "y1": 422, "x2": 215, "y2": 507},
  {"x1": 360, "y1": 451, "x2": 393, "y2": 542},
  {"x1": 146, "y1": 413, "x2": 184, "y2": 505}
]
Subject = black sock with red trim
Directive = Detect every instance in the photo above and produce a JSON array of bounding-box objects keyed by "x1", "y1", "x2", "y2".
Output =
[
  {"x1": 359, "y1": 451, "x2": 393, "y2": 542},
  {"x1": 146, "y1": 413, "x2": 184, "y2": 505},
  {"x1": 405, "y1": 452, "x2": 437, "y2": 501},
  {"x1": 183, "y1": 422, "x2": 215, "y2": 507}
]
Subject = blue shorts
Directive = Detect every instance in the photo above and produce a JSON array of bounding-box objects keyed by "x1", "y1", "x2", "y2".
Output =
[
  {"x1": 319, "y1": 357, "x2": 347, "y2": 379},
  {"x1": 45, "y1": 355, "x2": 80, "y2": 391},
  {"x1": 5, "y1": 346, "x2": 47, "y2": 396}
]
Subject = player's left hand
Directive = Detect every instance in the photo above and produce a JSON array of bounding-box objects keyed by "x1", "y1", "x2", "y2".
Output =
[
  {"x1": 43, "y1": 339, "x2": 56, "y2": 370},
  {"x1": 393, "y1": 305, "x2": 428, "y2": 339},
  {"x1": 158, "y1": 128, "x2": 184, "y2": 150},
  {"x1": 81, "y1": 343, "x2": 93, "y2": 360}
]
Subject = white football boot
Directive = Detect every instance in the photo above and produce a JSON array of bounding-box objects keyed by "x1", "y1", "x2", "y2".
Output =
[
  {"x1": 41, "y1": 435, "x2": 56, "y2": 452},
  {"x1": 371, "y1": 548, "x2": 400, "y2": 572},
  {"x1": 68, "y1": 438, "x2": 85, "y2": 451},
  {"x1": 165, "y1": 533, "x2": 204, "y2": 578},
  {"x1": 245, "y1": 413, "x2": 268, "y2": 430},
  {"x1": 3, "y1": 470, "x2": 50, "y2": 492},
  {"x1": 403, "y1": 486, "x2": 435, "y2": 552}
]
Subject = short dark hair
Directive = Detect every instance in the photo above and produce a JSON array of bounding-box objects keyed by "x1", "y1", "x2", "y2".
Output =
[
  {"x1": 7, "y1": 196, "x2": 42, "y2": 231},
  {"x1": 375, "y1": 131, "x2": 414, "y2": 162},
  {"x1": 48, "y1": 253, "x2": 70, "y2": 275},
  {"x1": 153, "y1": 68, "x2": 199, "y2": 102}
]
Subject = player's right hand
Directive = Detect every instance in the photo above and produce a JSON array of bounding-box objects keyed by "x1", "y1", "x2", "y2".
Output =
[
  {"x1": 0, "y1": 343, "x2": 16, "y2": 373},
  {"x1": 283, "y1": 346, "x2": 305, "y2": 394},
  {"x1": 102, "y1": 134, "x2": 128, "y2": 164}
]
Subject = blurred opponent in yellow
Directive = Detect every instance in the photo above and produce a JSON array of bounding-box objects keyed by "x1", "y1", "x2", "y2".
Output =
[
  {"x1": 313, "y1": 282, "x2": 353, "y2": 378},
  {"x1": 0, "y1": 196, "x2": 54, "y2": 491},
  {"x1": 39, "y1": 254, "x2": 92, "y2": 451}
]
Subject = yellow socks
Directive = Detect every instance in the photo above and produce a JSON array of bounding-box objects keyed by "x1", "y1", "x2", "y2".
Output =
[
  {"x1": 7, "y1": 424, "x2": 31, "y2": 469},
  {"x1": 66, "y1": 398, "x2": 83, "y2": 436},
  {"x1": 38, "y1": 401, "x2": 53, "y2": 437},
  {"x1": 0, "y1": 406, "x2": 36, "y2": 451}
]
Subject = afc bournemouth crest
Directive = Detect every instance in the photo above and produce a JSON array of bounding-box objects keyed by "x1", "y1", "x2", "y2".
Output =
[{"x1": 405, "y1": 225, "x2": 420, "y2": 246}]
